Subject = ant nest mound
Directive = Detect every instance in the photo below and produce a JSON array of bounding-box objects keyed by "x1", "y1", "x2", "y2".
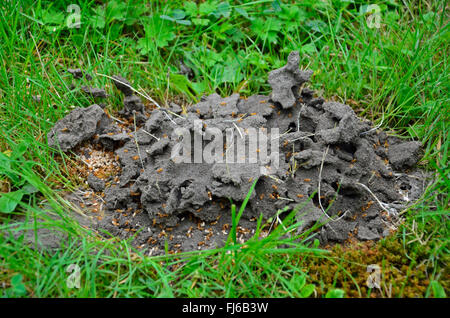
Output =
[{"x1": 48, "y1": 51, "x2": 427, "y2": 255}]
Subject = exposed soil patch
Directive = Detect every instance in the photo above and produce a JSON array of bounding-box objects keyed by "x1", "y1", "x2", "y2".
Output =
[{"x1": 47, "y1": 51, "x2": 427, "y2": 255}]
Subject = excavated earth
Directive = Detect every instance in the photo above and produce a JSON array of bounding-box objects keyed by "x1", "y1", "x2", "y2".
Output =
[{"x1": 46, "y1": 51, "x2": 427, "y2": 255}]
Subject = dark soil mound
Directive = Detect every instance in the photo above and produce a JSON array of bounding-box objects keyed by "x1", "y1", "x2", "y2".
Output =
[{"x1": 48, "y1": 52, "x2": 426, "y2": 255}]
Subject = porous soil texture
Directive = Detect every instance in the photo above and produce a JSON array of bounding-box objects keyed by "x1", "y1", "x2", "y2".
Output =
[{"x1": 48, "y1": 51, "x2": 426, "y2": 256}]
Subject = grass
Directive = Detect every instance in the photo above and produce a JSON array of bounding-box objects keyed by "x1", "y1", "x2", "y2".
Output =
[{"x1": 0, "y1": 0, "x2": 448, "y2": 297}]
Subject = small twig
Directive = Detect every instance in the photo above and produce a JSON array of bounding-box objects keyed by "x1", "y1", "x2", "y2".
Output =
[
  {"x1": 225, "y1": 130, "x2": 235, "y2": 157},
  {"x1": 96, "y1": 72, "x2": 161, "y2": 108},
  {"x1": 265, "y1": 174, "x2": 284, "y2": 184},
  {"x1": 133, "y1": 113, "x2": 145, "y2": 172},
  {"x1": 278, "y1": 197, "x2": 294, "y2": 202},
  {"x1": 96, "y1": 72, "x2": 185, "y2": 122},
  {"x1": 318, "y1": 146, "x2": 349, "y2": 222},
  {"x1": 356, "y1": 182, "x2": 398, "y2": 216},
  {"x1": 288, "y1": 133, "x2": 315, "y2": 143},
  {"x1": 276, "y1": 214, "x2": 288, "y2": 232},
  {"x1": 141, "y1": 129, "x2": 160, "y2": 141},
  {"x1": 290, "y1": 144, "x2": 297, "y2": 179},
  {"x1": 271, "y1": 128, "x2": 293, "y2": 141},
  {"x1": 267, "y1": 217, "x2": 276, "y2": 233},
  {"x1": 317, "y1": 146, "x2": 333, "y2": 220},
  {"x1": 223, "y1": 115, "x2": 248, "y2": 123},
  {"x1": 360, "y1": 112, "x2": 384, "y2": 136},
  {"x1": 296, "y1": 103, "x2": 306, "y2": 132},
  {"x1": 108, "y1": 114, "x2": 127, "y2": 124},
  {"x1": 163, "y1": 110, "x2": 178, "y2": 125},
  {"x1": 233, "y1": 122, "x2": 243, "y2": 139}
]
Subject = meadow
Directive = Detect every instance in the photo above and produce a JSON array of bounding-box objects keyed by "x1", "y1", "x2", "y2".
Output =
[{"x1": 0, "y1": 0, "x2": 448, "y2": 297}]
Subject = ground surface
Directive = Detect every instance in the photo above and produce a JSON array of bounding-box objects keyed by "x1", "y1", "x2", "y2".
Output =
[{"x1": 0, "y1": 0, "x2": 448, "y2": 298}]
